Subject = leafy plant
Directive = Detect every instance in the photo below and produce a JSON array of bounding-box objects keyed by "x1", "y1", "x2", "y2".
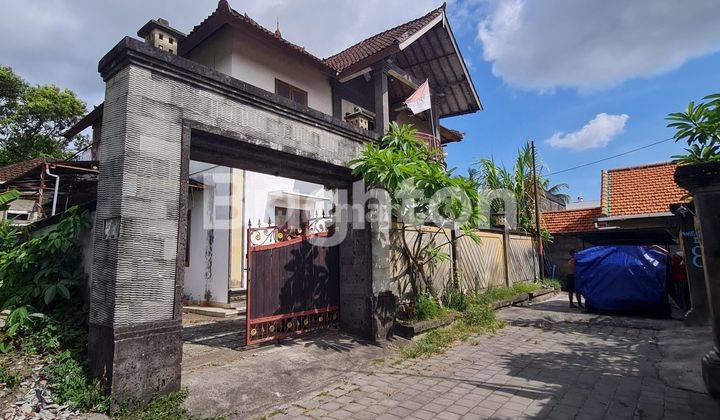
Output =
[
  {"x1": 0, "y1": 206, "x2": 106, "y2": 413},
  {"x1": 667, "y1": 93, "x2": 720, "y2": 164},
  {"x1": 43, "y1": 350, "x2": 109, "y2": 412},
  {"x1": 350, "y1": 123, "x2": 481, "y2": 300},
  {"x1": 0, "y1": 66, "x2": 88, "y2": 166},
  {"x1": 441, "y1": 286, "x2": 467, "y2": 312},
  {"x1": 0, "y1": 206, "x2": 90, "y2": 341},
  {"x1": 476, "y1": 142, "x2": 565, "y2": 238},
  {"x1": 405, "y1": 295, "x2": 452, "y2": 322},
  {"x1": 0, "y1": 189, "x2": 20, "y2": 211}
]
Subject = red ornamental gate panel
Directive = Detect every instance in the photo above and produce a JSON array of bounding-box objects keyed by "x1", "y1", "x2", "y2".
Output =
[{"x1": 246, "y1": 219, "x2": 340, "y2": 345}]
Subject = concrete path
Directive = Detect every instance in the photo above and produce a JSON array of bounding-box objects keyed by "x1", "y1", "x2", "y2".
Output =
[
  {"x1": 252, "y1": 294, "x2": 720, "y2": 420},
  {"x1": 182, "y1": 328, "x2": 394, "y2": 418}
]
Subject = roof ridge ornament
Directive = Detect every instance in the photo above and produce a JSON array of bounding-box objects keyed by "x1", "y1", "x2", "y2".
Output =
[
  {"x1": 275, "y1": 18, "x2": 281, "y2": 38},
  {"x1": 217, "y1": 0, "x2": 231, "y2": 13}
]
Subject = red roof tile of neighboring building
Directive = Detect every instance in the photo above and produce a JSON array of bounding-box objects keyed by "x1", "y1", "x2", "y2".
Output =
[
  {"x1": 541, "y1": 207, "x2": 602, "y2": 234},
  {"x1": 601, "y1": 162, "x2": 687, "y2": 217},
  {"x1": 0, "y1": 157, "x2": 57, "y2": 184},
  {"x1": 322, "y1": 6, "x2": 445, "y2": 72}
]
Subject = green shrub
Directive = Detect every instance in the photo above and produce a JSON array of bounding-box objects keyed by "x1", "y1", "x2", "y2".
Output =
[
  {"x1": 405, "y1": 295, "x2": 451, "y2": 322},
  {"x1": 0, "y1": 208, "x2": 105, "y2": 413},
  {"x1": 462, "y1": 304, "x2": 496, "y2": 328},
  {"x1": 441, "y1": 287, "x2": 468, "y2": 312},
  {"x1": 0, "y1": 207, "x2": 90, "y2": 346}
]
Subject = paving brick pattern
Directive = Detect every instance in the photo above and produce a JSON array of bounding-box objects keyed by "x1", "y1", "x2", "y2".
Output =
[{"x1": 266, "y1": 300, "x2": 720, "y2": 419}]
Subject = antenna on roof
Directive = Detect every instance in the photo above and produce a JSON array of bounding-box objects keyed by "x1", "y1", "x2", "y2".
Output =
[{"x1": 274, "y1": 18, "x2": 282, "y2": 38}]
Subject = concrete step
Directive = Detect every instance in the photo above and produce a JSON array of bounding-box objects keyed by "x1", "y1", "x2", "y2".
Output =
[{"x1": 183, "y1": 305, "x2": 245, "y2": 318}]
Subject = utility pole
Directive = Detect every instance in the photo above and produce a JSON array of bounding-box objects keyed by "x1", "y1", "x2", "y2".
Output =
[{"x1": 530, "y1": 140, "x2": 544, "y2": 279}]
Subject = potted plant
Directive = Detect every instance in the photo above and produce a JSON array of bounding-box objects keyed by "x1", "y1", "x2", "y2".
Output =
[{"x1": 668, "y1": 93, "x2": 720, "y2": 396}]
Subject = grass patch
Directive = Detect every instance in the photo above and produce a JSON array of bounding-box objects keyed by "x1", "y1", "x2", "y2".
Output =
[
  {"x1": 538, "y1": 278, "x2": 563, "y2": 290},
  {"x1": 43, "y1": 350, "x2": 109, "y2": 412},
  {"x1": 468, "y1": 282, "x2": 541, "y2": 306},
  {"x1": 114, "y1": 389, "x2": 195, "y2": 420},
  {"x1": 403, "y1": 295, "x2": 454, "y2": 322},
  {"x1": 399, "y1": 303, "x2": 503, "y2": 359},
  {"x1": 397, "y1": 282, "x2": 550, "y2": 359}
]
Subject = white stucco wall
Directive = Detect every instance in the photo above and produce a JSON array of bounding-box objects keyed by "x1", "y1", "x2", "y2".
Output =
[
  {"x1": 183, "y1": 163, "x2": 334, "y2": 303},
  {"x1": 244, "y1": 171, "x2": 333, "y2": 226},
  {"x1": 184, "y1": 161, "x2": 231, "y2": 305},
  {"x1": 186, "y1": 28, "x2": 333, "y2": 115}
]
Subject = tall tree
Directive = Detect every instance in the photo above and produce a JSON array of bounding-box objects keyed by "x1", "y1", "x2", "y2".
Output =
[
  {"x1": 0, "y1": 66, "x2": 86, "y2": 166},
  {"x1": 476, "y1": 141, "x2": 568, "y2": 235}
]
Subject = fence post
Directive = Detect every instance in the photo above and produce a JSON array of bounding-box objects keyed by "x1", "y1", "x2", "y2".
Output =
[
  {"x1": 502, "y1": 228, "x2": 511, "y2": 287},
  {"x1": 450, "y1": 227, "x2": 458, "y2": 290}
]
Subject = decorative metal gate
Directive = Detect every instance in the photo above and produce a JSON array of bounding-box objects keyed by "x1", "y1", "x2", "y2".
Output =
[{"x1": 246, "y1": 217, "x2": 340, "y2": 345}]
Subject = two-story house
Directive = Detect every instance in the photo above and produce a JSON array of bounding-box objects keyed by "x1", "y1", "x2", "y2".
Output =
[
  {"x1": 58, "y1": 0, "x2": 482, "y2": 400},
  {"x1": 68, "y1": 0, "x2": 481, "y2": 310}
]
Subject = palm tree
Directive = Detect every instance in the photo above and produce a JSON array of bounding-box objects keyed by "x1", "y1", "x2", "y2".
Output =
[{"x1": 475, "y1": 142, "x2": 568, "y2": 232}]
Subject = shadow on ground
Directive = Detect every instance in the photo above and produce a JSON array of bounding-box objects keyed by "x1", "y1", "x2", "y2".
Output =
[
  {"x1": 181, "y1": 328, "x2": 393, "y2": 418},
  {"x1": 183, "y1": 294, "x2": 720, "y2": 419}
]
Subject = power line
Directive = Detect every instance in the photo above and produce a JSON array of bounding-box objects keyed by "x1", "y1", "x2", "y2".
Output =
[{"x1": 545, "y1": 137, "x2": 675, "y2": 176}]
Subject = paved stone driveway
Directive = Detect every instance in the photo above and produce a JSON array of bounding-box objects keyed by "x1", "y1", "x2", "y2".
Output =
[{"x1": 265, "y1": 295, "x2": 720, "y2": 419}]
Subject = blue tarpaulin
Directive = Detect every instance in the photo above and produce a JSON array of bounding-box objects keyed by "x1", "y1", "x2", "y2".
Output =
[{"x1": 575, "y1": 246, "x2": 669, "y2": 316}]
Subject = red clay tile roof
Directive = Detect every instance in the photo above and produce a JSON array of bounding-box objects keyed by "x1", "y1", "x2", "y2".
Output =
[
  {"x1": 322, "y1": 6, "x2": 445, "y2": 72},
  {"x1": 0, "y1": 157, "x2": 57, "y2": 184},
  {"x1": 542, "y1": 207, "x2": 602, "y2": 234},
  {"x1": 602, "y1": 162, "x2": 687, "y2": 217}
]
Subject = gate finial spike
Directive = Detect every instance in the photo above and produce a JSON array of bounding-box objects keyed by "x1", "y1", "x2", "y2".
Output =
[
  {"x1": 248, "y1": 219, "x2": 252, "y2": 227},
  {"x1": 258, "y1": 218, "x2": 261, "y2": 227},
  {"x1": 268, "y1": 216, "x2": 271, "y2": 226}
]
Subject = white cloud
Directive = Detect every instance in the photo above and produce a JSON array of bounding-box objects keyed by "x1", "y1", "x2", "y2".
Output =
[
  {"x1": 546, "y1": 113, "x2": 629, "y2": 151},
  {"x1": 0, "y1": 0, "x2": 442, "y2": 107},
  {"x1": 476, "y1": 0, "x2": 720, "y2": 92}
]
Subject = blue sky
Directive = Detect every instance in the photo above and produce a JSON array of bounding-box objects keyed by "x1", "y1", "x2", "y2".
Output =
[
  {"x1": 440, "y1": 1, "x2": 720, "y2": 202},
  {"x1": 2, "y1": 0, "x2": 719, "y2": 203},
  {"x1": 444, "y1": 49, "x2": 720, "y2": 202}
]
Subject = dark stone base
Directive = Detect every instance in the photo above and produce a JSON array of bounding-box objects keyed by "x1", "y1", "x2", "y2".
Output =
[
  {"x1": 703, "y1": 346, "x2": 720, "y2": 398},
  {"x1": 395, "y1": 314, "x2": 458, "y2": 339},
  {"x1": 89, "y1": 319, "x2": 183, "y2": 404},
  {"x1": 371, "y1": 291, "x2": 396, "y2": 341}
]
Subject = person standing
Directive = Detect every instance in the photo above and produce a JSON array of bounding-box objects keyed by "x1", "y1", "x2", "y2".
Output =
[{"x1": 565, "y1": 249, "x2": 583, "y2": 308}]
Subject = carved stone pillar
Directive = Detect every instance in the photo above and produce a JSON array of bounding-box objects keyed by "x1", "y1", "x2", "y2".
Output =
[
  {"x1": 671, "y1": 203, "x2": 709, "y2": 326},
  {"x1": 676, "y1": 163, "x2": 720, "y2": 397}
]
